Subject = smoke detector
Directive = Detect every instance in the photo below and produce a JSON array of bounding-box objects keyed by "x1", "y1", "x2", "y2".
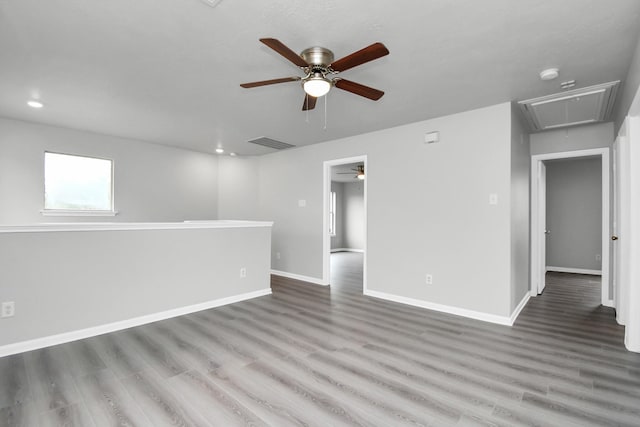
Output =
[{"x1": 539, "y1": 68, "x2": 559, "y2": 81}]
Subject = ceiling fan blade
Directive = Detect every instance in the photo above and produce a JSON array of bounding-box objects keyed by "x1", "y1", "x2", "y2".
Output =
[
  {"x1": 330, "y1": 42, "x2": 389, "y2": 72},
  {"x1": 260, "y1": 38, "x2": 309, "y2": 68},
  {"x1": 334, "y1": 79, "x2": 385, "y2": 100},
  {"x1": 240, "y1": 77, "x2": 300, "y2": 88},
  {"x1": 302, "y1": 94, "x2": 317, "y2": 111}
]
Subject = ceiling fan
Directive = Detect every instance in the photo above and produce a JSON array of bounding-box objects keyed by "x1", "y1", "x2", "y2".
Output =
[
  {"x1": 240, "y1": 38, "x2": 389, "y2": 110},
  {"x1": 337, "y1": 165, "x2": 365, "y2": 180}
]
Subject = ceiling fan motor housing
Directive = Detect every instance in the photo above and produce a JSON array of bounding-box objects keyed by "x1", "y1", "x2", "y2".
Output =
[{"x1": 300, "y1": 47, "x2": 335, "y2": 68}]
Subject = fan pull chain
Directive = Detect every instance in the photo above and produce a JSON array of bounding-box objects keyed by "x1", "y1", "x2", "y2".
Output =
[
  {"x1": 305, "y1": 97, "x2": 309, "y2": 123},
  {"x1": 324, "y1": 92, "x2": 328, "y2": 130}
]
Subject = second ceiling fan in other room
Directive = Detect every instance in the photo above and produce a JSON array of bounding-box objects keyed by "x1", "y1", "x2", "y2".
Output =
[
  {"x1": 337, "y1": 165, "x2": 365, "y2": 180},
  {"x1": 240, "y1": 38, "x2": 389, "y2": 110}
]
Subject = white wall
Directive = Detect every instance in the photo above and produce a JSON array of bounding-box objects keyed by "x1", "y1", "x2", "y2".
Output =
[
  {"x1": 545, "y1": 158, "x2": 602, "y2": 271},
  {"x1": 217, "y1": 156, "x2": 259, "y2": 220},
  {"x1": 256, "y1": 103, "x2": 515, "y2": 317},
  {"x1": 0, "y1": 117, "x2": 218, "y2": 224},
  {"x1": 343, "y1": 181, "x2": 365, "y2": 250},
  {"x1": 614, "y1": 34, "x2": 640, "y2": 133},
  {"x1": 626, "y1": 114, "x2": 640, "y2": 352},
  {"x1": 510, "y1": 105, "x2": 531, "y2": 311},
  {"x1": 530, "y1": 122, "x2": 613, "y2": 155},
  {"x1": 0, "y1": 224, "x2": 272, "y2": 353}
]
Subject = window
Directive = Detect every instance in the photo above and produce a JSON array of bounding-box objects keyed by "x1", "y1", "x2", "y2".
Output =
[
  {"x1": 329, "y1": 191, "x2": 337, "y2": 236},
  {"x1": 43, "y1": 152, "x2": 115, "y2": 215}
]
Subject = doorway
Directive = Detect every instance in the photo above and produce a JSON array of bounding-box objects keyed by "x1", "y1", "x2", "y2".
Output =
[
  {"x1": 323, "y1": 156, "x2": 367, "y2": 292},
  {"x1": 530, "y1": 148, "x2": 611, "y2": 306}
]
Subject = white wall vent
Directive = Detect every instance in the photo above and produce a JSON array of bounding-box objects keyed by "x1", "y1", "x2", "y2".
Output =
[{"x1": 518, "y1": 81, "x2": 619, "y2": 131}]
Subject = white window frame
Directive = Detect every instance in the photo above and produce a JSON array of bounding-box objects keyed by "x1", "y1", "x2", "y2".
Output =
[
  {"x1": 329, "y1": 190, "x2": 337, "y2": 236},
  {"x1": 42, "y1": 151, "x2": 117, "y2": 217}
]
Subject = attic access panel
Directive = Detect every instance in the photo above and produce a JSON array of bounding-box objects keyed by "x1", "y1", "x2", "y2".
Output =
[{"x1": 518, "y1": 81, "x2": 619, "y2": 131}]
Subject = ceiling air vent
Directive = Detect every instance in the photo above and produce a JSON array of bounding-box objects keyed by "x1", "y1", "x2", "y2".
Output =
[
  {"x1": 247, "y1": 137, "x2": 295, "y2": 150},
  {"x1": 518, "y1": 81, "x2": 619, "y2": 132}
]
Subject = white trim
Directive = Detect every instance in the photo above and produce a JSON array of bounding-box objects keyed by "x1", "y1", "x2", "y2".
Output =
[
  {"x1": 364, "y1": 290, "x2": 517, "y2": 326},
  {"x1": 0, "y1": 220, "x2": 273, "y2": 234},
  {"x1": 510, "y1": 293, "x2": 531, "y2": 325},
  {"x1": 0, "y1": 288, "x2": 271, "y2": 358},
  {"x1": 41, "y1": 209, "x2": 119, "y2": 217},
  {"x1": 270, "y1": 270, "x2": 328, "y2": 286},
  {"x1": 604, "y1": 299, "x2": 614, "y2": 308},
  {"x1": 530, "y1": 147, "x2": 610, "y2": 306},
  {"x1": 330, "y1": 248, "x2": 364, "y2": 253},
  {"x1": 323, "y1": 156, "x2": 368, "y2": 293},
  {"x1": 624, "y1": 114, "x2": 640, "y2": 353},
  {"x1": 546, "y1": 266, "x2": 602, "y2": 275}
]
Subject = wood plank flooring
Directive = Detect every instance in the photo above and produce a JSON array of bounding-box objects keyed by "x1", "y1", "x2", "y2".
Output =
[{"x1": 1, "y1": 252, "x2": 639, "y2": 426}]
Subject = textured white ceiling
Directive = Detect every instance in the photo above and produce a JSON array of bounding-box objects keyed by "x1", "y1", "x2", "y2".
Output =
[{"x1": 1, "y1": 0, "x2": 639, "y2": 156}]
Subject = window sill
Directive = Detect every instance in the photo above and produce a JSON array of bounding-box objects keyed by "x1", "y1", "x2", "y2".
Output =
[{"x1": 40, "y1": 210, "x2": 119, "y2": 217}]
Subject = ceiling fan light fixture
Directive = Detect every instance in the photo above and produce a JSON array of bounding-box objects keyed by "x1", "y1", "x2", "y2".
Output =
[
  {"x1": 357, "y1": 173, "x2": 365, "y2": 180},
  {"x1": 303, "y1": 75, "x2": 331, "y2": 98}
]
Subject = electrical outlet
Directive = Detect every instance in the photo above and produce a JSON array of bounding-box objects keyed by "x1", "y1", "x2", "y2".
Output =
[
  {"x1": 240, "y1": 267, "x2": 247, "y2": 278},
  {"x1": 1, "y1": 301, "x2": 15, "y2": 318},
  {"x1": 276, "y1": 252, "x2": 281, "y2": 260},
  {"x1": 596, "y1": 254, "x2": 601, "y2": 261},
  {"x1": 426, "y1": 274, "x2": 433, "y2": 285}
]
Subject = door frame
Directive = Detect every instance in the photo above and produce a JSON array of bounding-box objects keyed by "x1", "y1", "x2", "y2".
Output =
[
  {"x1": 614, "y1": 120, "x2": 631, "y2": 325},
  {"x1": 530, "y1": 147, "x2": 610, "y2": 306},
  {"x1": 322, "y1": 155, "x2": 368, "y2": 291}
]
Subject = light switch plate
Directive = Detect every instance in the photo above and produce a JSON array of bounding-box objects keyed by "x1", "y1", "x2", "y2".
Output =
[
  {"x1": 489, "y1": 193, "x2": 498, "y2": 205},
  {"x1": 298, "y1": 199, "x2": 306, "y2": 207}
]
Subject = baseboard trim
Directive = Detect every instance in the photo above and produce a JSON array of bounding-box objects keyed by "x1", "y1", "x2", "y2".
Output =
[
  {"x1": 271, "y1": 270, "x2": 328, "y2": 286},
  {"x1": 364, "y1": 290, "x2": 514, "y2": 326},
  {"x1": 510, "y1": 293, "x2": 530, "y2": 324},
  {"x1": 546, "y1": 266, "x2": 602, "y2": 275},
  {"x1": 0, "y1": 288, "x2": 272, "y2": 358},
  {"x1": 330, "y1": 248, "x2": 364, "y2": 253},
  {"x1": 625, "y1": 333, "x2": 640, "y2": 353}
]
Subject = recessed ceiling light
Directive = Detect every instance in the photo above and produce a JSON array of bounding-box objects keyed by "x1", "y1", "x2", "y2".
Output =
[
  {"x1": 215, "y1": 148, "x2": 224, "y2": 154},
  {"x1": 539, "y1": 68, "x2": 559, "y2": 81},
  {"x1": 27, "y1": 100, "x2": 44, "y2": 108},
  {"x1": 229, "y1": 152, "x2": 237, "y2": 157}
]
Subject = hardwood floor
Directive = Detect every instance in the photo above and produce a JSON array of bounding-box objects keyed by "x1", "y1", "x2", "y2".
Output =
[{"x1": 1, "y1": 253, "x2": 639, "y2": 426}]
